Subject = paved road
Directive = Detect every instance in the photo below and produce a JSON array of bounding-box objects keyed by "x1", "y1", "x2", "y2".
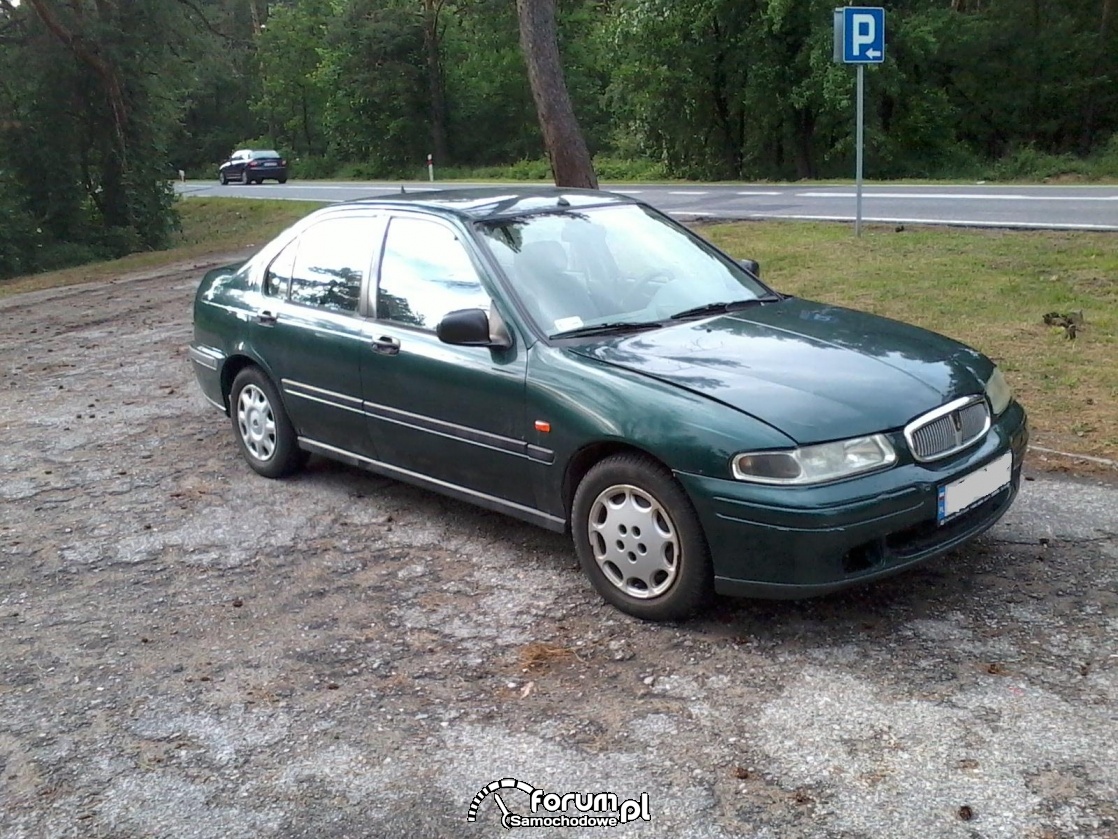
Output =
[{"x1": 176, "y1": 180, "x2": 1118, "y2": 231}]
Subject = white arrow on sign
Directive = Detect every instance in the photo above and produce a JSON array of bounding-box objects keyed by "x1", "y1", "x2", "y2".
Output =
[{"x1": 865, "y1": 48, "x2": 882, "y2": 58}]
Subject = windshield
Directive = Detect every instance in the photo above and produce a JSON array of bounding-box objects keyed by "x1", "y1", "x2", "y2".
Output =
[{"x1": 477, "y1": 204, "x2": 772, "y2": 338}]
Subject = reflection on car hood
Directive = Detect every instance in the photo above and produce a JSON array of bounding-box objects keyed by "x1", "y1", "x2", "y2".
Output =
[{"x1": 568, "y1": 297, "x2": 990, "y2": 444}]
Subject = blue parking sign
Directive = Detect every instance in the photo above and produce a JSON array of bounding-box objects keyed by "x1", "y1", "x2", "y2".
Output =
[{"x1": 842, "y1": 7, "x2": 885, "y2": 64}]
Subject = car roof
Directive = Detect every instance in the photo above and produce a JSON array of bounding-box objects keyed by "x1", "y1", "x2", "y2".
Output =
[{"x1": 336, "y1": 187, "x2": 638, "y2": 222}]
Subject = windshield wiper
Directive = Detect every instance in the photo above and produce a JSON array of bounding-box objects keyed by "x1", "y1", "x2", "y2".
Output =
[
  {"x1": 669, "y1": 295, "x2": 781, "y2": 321},
  {"x1": 549, "y1": 320, "x2": 663, "y2": 340}
]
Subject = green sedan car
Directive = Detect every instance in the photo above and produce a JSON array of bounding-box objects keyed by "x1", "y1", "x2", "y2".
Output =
[{"x1": 190, "y1": 188, "x2": 1027, "y2": 621}]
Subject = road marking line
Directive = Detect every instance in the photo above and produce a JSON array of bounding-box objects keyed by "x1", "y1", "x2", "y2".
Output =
[
  {"x1": 752, "y1": 212, "x2": 1118, "y2": 231},
  {"x1": 795, "y1": 191, "x2": 1118, "y2": 201},
  {"x1": 668, "y1": 190, "x2": 709, "y2": 195},
  {"x1": 736, "y1": 191, "x2": 783, "y2": 196}
]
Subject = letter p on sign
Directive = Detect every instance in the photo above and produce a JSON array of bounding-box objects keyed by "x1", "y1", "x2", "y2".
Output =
[{"x1": 852, "y1": 14, "x2": 875, "y2": 53}]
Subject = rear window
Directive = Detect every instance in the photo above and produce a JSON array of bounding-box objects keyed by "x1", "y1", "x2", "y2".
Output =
[{"x1": 251, "y1": 150, "x2": 281, "y2": 159}]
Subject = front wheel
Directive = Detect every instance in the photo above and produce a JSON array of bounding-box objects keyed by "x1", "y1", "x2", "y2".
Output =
[
  {"x1": 219, "y1": 172, "x2": 228, "y2": 185},
  {"x1": 229, "y1": 367, "x2": 305, "y2": 479},
  {"x1": 572, "y1": 453, "x2": 712, "y2": 621}
]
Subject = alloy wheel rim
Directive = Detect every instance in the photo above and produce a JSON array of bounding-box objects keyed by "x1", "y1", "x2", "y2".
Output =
[
  {"x1": 237, "y1": 384, "x2": 276, "y2": 461},
  {"x1": 587, "y1": 483, "x2": 679, "y2": 599}
]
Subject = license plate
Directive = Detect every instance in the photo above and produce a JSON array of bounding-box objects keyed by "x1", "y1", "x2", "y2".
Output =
[
  {"x1": 937, "y1": 451, "x2": 1012, "y2": 524},
  {"x1": 263, "y1": 161, "x2": 276, "y2": 167}
]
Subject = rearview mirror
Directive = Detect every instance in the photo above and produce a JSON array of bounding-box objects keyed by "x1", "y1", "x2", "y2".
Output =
[
  {"x1": 739, "y1": 258, "x2": 760, "y2": 276},
  {"x1": 437, "y1": 308, "x2": 511, "y2": 349}
]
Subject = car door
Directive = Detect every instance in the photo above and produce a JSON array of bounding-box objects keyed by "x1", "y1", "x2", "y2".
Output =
[
  {"x1": 361, "y1": 213, "x2": 535, "y2": 508},
  {"x1": 250, "y1": 214, "x2": 385, "y2": 457},
  {"x1": 224, "y1": 151, "x2": 245, "y2": 178}
]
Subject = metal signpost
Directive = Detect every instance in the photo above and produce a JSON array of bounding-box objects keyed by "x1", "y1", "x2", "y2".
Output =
[{"x1": 834, "y1": 7, "x2": 885, "y2": 236}]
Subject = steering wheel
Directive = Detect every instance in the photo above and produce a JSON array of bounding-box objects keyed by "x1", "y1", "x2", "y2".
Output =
[{"x1": 622, "y1": 270, "x2": 675, "y2": 309}]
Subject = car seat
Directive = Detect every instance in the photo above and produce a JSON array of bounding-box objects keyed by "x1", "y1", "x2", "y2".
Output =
[{"x1": 514, "y1": 241, "x2": 596, "y2": 331}]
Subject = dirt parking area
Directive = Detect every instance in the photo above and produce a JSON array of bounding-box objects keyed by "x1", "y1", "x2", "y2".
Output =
[{"x1": 1, "y1": 260, "x2": 1116, "y2": 839}]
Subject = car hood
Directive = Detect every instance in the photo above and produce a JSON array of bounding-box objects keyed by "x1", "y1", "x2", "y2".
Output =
[{"x1": 567, "y1": 298, "x2": 991, "y2": 444}]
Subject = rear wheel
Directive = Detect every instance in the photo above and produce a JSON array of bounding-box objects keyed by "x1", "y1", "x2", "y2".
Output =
[
  {"x1": 572, "y1": 453, "x2": 712, "y2": 621},
  {"x1": 229, "y1": 367, "x2": 305, "y2": 479},
  {"x1": 278, "y1": 178, "x2": 288, "y2": 184},
  {"x1": 241, "y1": 169, "x2": 252, "y2": 185}
]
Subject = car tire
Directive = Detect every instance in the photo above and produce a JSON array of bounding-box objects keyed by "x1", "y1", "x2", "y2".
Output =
[
  {"x1": 241, "y1": 170, "x2": 251, "y2": 185},
  {"x1": 219, "y1": 172, "x2": 228, "y2": 185},
  {"x1": 572, "y1": 453, "x2": 712, "y2": 621},
  {"x1": 229, "y1": 367, "x2": 305, "y2": 479},
  {"x1": 278, "y1": 178, "x2": 288, "y2": 184}
]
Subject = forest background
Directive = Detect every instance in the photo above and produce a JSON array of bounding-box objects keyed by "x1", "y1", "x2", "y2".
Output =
[{"x1": 0, "y1": 0, "x2": 1115, "y2": 279}]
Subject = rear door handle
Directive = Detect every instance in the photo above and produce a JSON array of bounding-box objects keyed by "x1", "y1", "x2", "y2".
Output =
[
  {"x1": 372, "y1": 335, "x2": 401, "y2": 356},
  {"x1": 258, "y1": 311, "x2": 277, "y2": 326}
]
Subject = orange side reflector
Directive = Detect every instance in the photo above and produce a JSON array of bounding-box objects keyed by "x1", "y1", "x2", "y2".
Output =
[{"x1": 534, "y1": 420, "x2": 551, "y2": 433}]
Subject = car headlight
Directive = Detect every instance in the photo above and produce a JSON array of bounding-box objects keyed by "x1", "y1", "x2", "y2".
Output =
[
  {"x1": 731, "y1": 434, "x2": 897, "y2": 485},
  {"x1": 985, "y1": 367, "x2": 1013, "y2": 416}
]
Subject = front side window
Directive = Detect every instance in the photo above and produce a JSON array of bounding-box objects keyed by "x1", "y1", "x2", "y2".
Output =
[
  {"x1": 376, "y1": 217, "x2": 490, "y2": 330},
  {"x1": 288, "y1": 217, "x2": 378, "y2": 314}
]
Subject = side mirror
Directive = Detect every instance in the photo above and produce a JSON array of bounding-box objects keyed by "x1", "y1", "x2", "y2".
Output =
[
  {"x1": 437, "y1": 308, "x2": 510, "y2": 349},
  {"x1": 739, "y1": 258, "x2": 760, "y2": 276}
]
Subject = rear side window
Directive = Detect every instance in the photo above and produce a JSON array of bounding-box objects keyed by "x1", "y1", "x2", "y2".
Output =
[
  {"x1": 288, "y1": 217, "x2": 380, "y2": 314},
  {"x1": 264, "y1": 240, "x2": 297, "y2": 298}
]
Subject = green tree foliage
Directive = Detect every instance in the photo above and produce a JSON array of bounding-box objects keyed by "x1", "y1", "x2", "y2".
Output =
[
  {"x1": 441, "y1": 0, "x2": 541, "y2": 164},
  {"x1": 316, "y1": 0, "x2": 430, "y2": 172},
  {"x1": 255, "y1": 0, "x2": 331, "y2": 158},
  {"x1": 604, "y1": 0, "x2": 1117, "y2": 179},
  {"x1": 0, "y1": 0, "x2": 194, "y2": 277}
]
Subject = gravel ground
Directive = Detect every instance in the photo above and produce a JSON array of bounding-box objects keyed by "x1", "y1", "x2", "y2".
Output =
[{"x1": 1, "y1": 260, "x2": 1116, "y2": 839}]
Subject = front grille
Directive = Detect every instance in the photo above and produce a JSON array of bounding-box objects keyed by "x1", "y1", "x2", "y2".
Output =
[{"x1": 905, "y1": 396, "x2": 990, "y2": 462}]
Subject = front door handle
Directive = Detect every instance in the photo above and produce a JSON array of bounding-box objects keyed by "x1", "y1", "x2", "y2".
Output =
[
  {"x1": 258, "y1": 310, "x2": 277, "y2": 326},
  {"x1": 371, "y1": 335, "x2": 401, "y2": 356}
]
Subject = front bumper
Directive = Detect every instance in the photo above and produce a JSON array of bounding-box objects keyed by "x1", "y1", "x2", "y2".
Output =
[{"x1": 677, "y1": 402, "x2": 1028, "y2": 598}]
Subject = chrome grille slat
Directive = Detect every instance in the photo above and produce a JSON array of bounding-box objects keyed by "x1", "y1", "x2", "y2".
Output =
[
  {"x1": 959, "y1": 401, "x2": 987, "y2": 439},
  {"x1": 904, "y1": 396, "x2": 991, "y2": 462}
]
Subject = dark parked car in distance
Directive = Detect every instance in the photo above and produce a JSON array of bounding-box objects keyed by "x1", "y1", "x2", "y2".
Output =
[
  {"x1": 218, "y1": 149, "x2": 288, "y2": 185},
  {"x1": 190, "y1": 188, "x2": 1027, "y2": 621}
]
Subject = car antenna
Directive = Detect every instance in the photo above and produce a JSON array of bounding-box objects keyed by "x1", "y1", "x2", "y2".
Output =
[
  {"x1": 400, "y1": 185, "x2": 406, "y2": 194},
  {"x1": 557, "y1": 196, "x2": 570, "y2": 207}
]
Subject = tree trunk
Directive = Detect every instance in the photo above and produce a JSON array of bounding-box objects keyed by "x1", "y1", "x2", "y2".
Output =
[
  {"x1": 1080, "y1": 0, "x2": 1115, "y2": 151},
  {"x1": 792, "y1": 109, "x2": 816, "y2": 180},
  {"x1": 423, "y1": 0, "x2": 449, "y2": 166},
  {"x1": 515, "y1": 0, "x2": 597, "y2": 189},
  {"x1": 709, "y1": 19, "x2": 744, "y2": 178},
  {"x1": 26, "y1": 0, "x2": 128, "y2": 150}
]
